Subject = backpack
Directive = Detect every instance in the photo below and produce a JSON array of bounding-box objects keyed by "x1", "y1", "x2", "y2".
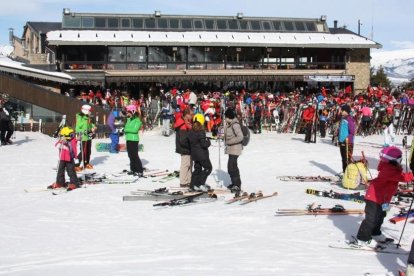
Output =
[
  {"x1": 232, "y1": 122, "x2": 250, "y2": 146},
  {"x1": 342, "y1": 161, "x2": 368, "y2": 189}
]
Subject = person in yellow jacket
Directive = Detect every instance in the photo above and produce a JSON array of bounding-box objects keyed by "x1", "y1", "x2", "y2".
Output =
[
  {"x1": 124, "y1": 104, "x2": 143, "y2": 177},
  {"x1": 75, "y1": 104, "x2": 96, "y2": 171}
]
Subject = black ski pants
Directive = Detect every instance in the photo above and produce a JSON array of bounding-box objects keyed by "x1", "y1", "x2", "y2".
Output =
[
  {"x1": 127, "y1": 141, "x2": 143, "y2": 174},
  {"x1": 0, "y1": 120, "x2": 14, "y2": 143},
  {"x1": 191, "y1": 159, "x2": 212, "y2": 188},
  {"x1": 408, "y1": 239, "x2": 414, "y2": 265},
  {"x1": 356, "y1": 200, "x2": 386, "y2": 241},
  {"x1": 228, "y1": 154, "x2": 241, "y2": 188},
  {"x1": 304, "y1": 121, "x2": 312, "y2": 142},
  {"x1": 319, "y1": 120, "x2": 326, "y2": 138},
  {"x1": 56, "y1": 160, "x2": 80, "y2": 186},
  {"x1": 339, "y1": 141, "x2": 353, "y2": 173}
]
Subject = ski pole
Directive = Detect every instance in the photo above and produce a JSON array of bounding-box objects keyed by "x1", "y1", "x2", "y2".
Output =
[{"x1": 396, "y1": 136, "x2": 412, "y2": 248}]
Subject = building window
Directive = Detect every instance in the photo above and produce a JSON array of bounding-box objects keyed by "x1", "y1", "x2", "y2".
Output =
[
  {"x1": 295, "y1": 22, "x2": 306, "y2": 31},
  {"x1": 108, "y1": 18, "x2": 119, "y2": 28},
  {"x1": 127, "y1": 47, "x2": 146, "y2": 62},
  {"x1": 250, "y1": 21, "x2": 261, "y2": 30},
  {"x1": 194, "y1": 20, "x2": 204, "y2": 29},
  {"x1": 132, "y1": 18, "x2": 143, "y2": 28},
  {"x1": 228, "y1": 20, "x2": 239, "y2": 30},
  {"x1": 63, "y1": 17, "x2": 81, "y2": 28},
  {"x1": 239, "y1": 21, "x2": 249, "y2": 30},
  {"x1": 169, "y1": 19, "x2": 179, "y2": 29},
  {"x1": 273, "y1": 21, "x2": 282, "y2": 31},
  {"x1": 121, "y1": 18, "x2": 131, "y2": 28},
  {"x1": 216, "y1": 20, "x2": 228, "y2": 30},
  {"x1": 205, "y1": 19, "x2": 215, "y2": 30},
  {"x1": 95, "y1": 18, "x2": 106, "y2": 28},
  {"x1": 157, "y1": 19, "x2": 168, "y2": 29},
  {"x1": 82, "y1": 17, "x2": 94, "y2": 28},
  {"x1": 145, "y1": 18, "x2": 156, "y2": 28},
  {"x1": 306, "y1": 22, "x2": 316, "y2": 31},
  {"x1": 262, "y1": 21, "x2": 272, "y2": 31},
  {"x1": 181, "y1": 19, "x2": 192, "y2": 29},
  {"x1": 283, "y1": 21, "x2": 294, "y2": 31},
  {"x1": 108, "y1": 47, "x2": 126, "y2": 62}
]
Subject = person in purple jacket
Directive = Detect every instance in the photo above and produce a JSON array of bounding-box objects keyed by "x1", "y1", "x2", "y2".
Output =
[
  {"x1": 338, "y1": 104, "x2": 356, "y2": 173},
  {"x1": 107, "y1": 108, "x2": 124, "y2": 153}
]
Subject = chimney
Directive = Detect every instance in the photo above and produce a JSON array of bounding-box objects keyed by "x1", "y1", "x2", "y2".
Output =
[
  {"x1": 8, "y1": 28, "x2": 14, "y2": 45},
  {"x1": 334, "y1": 20, "x2": 338, "y2": 29}
]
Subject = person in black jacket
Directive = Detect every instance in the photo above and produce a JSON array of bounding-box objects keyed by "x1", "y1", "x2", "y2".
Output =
[
  {"x1": 188, "y1": 113, "x2": 212, "y2": 192},
  {"x1": 0, "y1": 96, "x2": 14, "y2": 145},
  {"x1": 173, "y1": 107, "x2": 193, "y2": 187}
]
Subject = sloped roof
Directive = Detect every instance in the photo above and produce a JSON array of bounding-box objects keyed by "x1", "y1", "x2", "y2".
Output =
[{"x1": 24, "y1": 22, "x2": 61, "y2": 37}]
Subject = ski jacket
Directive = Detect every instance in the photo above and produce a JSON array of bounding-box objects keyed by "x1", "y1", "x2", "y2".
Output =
[
  {"x1": 124, "y1": 116, "x2": 142, "y2": 142},
  {"x1": 224, "y1": 118, "x2": 243, "y2": 156},
  {"x1": 365, "y1": 161, "x2": 404, "y2": 204},
  {"x1": 75, "y1": 113, "x2": 96, "y2": 141},
  {"x1": 188, "y1": 128, "x2": 210, "y2": 161},
  {"x1": 361, "y1": 106, "x2": 372, "y2": 117},
  {"x1": 383, "y1": 124, "x2": 395, "y2": 147},
  {"x1": 338, "y1": 115, "x2": 355, "y2": 144},
  {"x1": 174, "y1": 116, "x2": 192, "y2": 155},
  {"x1": 302, "y1": 107, "x2": 315, "y2": 122},
  {"x1": 56, "y1": 138, "x2": 78, "y2": 162}
]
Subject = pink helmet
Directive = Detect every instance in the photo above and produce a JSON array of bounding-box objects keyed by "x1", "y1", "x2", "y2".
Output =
[
  {"x1": 126, "y1": 104, "x2": 137, "y2": 113},
  {"x1": 379, "y1": 146, "x2": 402, "y2": 163}
]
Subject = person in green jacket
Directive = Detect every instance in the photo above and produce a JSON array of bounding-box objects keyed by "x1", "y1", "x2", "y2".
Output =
[
  {"x1": 75, "y1": 104, "x2": 96, "y2": 171},
  {"x1": 124, "y1": 104, "x2": 143, "y2": 176}
]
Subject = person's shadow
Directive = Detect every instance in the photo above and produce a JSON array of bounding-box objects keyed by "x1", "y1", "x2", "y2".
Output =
[
  {"x1": 309, "y1": 160, "x2": 338, "y2": 176},
  {"x1": 91, "y1": 156, "x2": 109, "y2": 166},
  {"x1": 11, "y1": 136, "x2": 35, "y2": 146}
]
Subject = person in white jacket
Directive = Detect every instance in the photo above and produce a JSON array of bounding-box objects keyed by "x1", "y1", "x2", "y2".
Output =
[{"x1": 383, "y1": 121, "x2": 395, "y2": 147}]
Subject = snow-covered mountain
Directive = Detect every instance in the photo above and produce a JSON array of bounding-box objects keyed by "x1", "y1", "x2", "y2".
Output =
[
  {"x1": 371, "y1": 48, "x2": 414, "y2": 85},
  {"x1": 0, "y1": 45, "x2": 13, "y2": 56}
]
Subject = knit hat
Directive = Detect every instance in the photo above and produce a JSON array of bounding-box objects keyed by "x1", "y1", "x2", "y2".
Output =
[
  {"x1": 341, "y1": 104, "x2": 351, "y2": 114},
  {"x1": 81, "y1": 104, "x2": 92, "y2": 115},
  {"x1": 380, "y1": 146, "x2": 402, "y2": 164},
  {"x1": 225, "y1": 108, "x2": 236, "y2": 119}
]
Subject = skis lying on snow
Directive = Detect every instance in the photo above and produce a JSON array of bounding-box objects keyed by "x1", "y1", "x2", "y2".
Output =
[
  {"x1": 239, "y1": 191, "x2": 278, "y2": 205},
  {"x1": 275, "y1": 204, "x2": 364, "y2": 216},
  {"x1": 278, "y1": 175, "x2": 340, "y2": 182},
  {"x1": 329, "y1": 239, "x2": 407, "y2": 255},
  {"x1": 123, "y1": 187, "x2": 199, "y2": 201},
  {"x1": 153, "y1": 191, "x2": 219, "y2": 207},
  {"x1": 305, "y1": 188, "x2": 365, "y2": 203},
  {"x1": 225, "y1": 192, "x2": 250, "y2": 204},
  {"x1": 151, "y1": 171, "x2": 179, "y2": 183}
]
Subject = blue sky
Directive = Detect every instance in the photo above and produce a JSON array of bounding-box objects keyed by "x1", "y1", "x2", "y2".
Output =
[{"x1": 0, "y1": 0, "x2": 412, "y2": 51}]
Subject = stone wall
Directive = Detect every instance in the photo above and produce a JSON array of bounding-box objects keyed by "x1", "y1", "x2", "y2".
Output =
[{"x1": 346, "y1": 48, "x2": 371, "y2": 94}]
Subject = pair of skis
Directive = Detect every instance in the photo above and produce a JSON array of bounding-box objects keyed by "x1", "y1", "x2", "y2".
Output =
[
  {"x1": 123, "y1": 188, "x2": 198, "y2": 201},
  {"x1": 225, "y1": 191, "x2": 278, "y2": 205},
  {"x1": 306, "y1": 188, "x2": 365, "y2": 203},
  {"x1": 275, "y1": 204, "x2": 364, "y2": 216}
]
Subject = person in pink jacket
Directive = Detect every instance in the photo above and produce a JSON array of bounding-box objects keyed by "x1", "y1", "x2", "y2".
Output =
[
  {"x1": 360, "y1": 104, "x2": 372, "y2": 136},
  {"x1": 48, "y1": 126, "x2": 80, "y2": 190},
  {"x1": 352, "y1": 146, "x2": 405, "y2": 248}
]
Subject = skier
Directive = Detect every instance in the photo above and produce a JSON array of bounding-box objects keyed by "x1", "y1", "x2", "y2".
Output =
[
  {"x1": 124, "y1": 104, "x2": 144, "y2": 176},
  {"x1": 0, "y1": 95, "x2": 14, "y2": 145},
  {"x1": 224, "y1": 108, "x2": 244, "y2": 194},
  {"x1": 352, "y1": 146, "x2": 405, "y2": 248},
  {"x1": 107, "y1": 107, "x2": 124, "y2": 153},
  {"x1": 173, "y1": 107, "x2": 193, "y2": 187},
  {"x1": 302, "y1": 103, "x2": 315, "y2": 143},
  {"x1": 253, "y1": 100, "x2": 262, "y2": 134},
  {"x1": 360, "y1": 104, "x2": 372, "y2": 136},
  {"x1": 161, "y1": 99, "x2": 173, "y2": 136},
  {"x1": 338, "y1": 104, "x2": 355, "y2": 173},
  {"x1": 318, "y1": 109, "x2": 328, "y2": 138},
  {"x1": 48, "y1": 127, "x2": 80, "y2": 190},
  {"x1": 188, "y1": 113, "x2": 212, "y2": 191},
  {"x1": 75, "y1": 104, "x2": 97, "y2": 171},
  {"x1": 382, "y1": 120, "x2": 395, "y2": 148}
]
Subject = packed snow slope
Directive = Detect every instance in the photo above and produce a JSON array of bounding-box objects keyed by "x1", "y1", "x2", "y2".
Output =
[{"x1": 0, "y1": 130, "x2": 413, "y2": 276}]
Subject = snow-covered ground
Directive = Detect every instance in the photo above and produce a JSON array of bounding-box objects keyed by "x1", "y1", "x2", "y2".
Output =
[{"x1": 0, "y1": 129, "x2": 413, "y2": 276}]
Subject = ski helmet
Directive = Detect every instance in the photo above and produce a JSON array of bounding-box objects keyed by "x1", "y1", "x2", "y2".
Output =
[
  {"x1": 379, "y1": 146, "x2": 402, "y2": 164},
  {"x1": 193, "y1": 113, "x2": 205, "y2": 126},
  {"x1": 81, "y1": 104, "x2": 92, "y2": 115},
  {"x1": 60, "y1": 126, "x2": 74, "y2": 139},
  {"x1": 126, "y1": 104, "x2": 137, "y2": 114}
]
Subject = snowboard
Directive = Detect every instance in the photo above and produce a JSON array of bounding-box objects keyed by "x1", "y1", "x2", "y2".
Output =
[{"x1": 95, "y1": 143, "x2": 144, "y2": 152}]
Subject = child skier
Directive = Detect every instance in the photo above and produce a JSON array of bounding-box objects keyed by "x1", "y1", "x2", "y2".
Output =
[
  {"x1": 352, "y1": 146, "x2": 405, "y2": 248},
  {"x1": 48, "y1": 127, "x2": 80, "y2": 190},
  {"x1": 124, "y1": 104, "x2": 144, "y2": 176},
  {"x1": 188, "y1": 113, "x2": 212, "y2": 192}
]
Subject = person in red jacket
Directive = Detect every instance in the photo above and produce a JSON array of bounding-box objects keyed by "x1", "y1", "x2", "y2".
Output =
[
  {"x1": 352, "y1": 146, "x2": 405, "y2": 248},
  {"x1": 302, "y1": 103, "x2": 315, "y2": 143}
]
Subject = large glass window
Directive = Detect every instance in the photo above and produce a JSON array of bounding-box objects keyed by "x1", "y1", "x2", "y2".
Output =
[
  {"x1": 205, "y1": 19, "x2": 215, "y2": 29},
  {"x1": 65, "y1": 47, "x2": 83, "y2": 61},
  {"x1": 132, "y1": 18, "x2": 143, "y2": 28},
  {"x1": 169, "y1": 19, "x2": 179, "y2": 29},
  {"x1": 194, "y1": 20, "x2": 204, "y2": 29},
  {"x1": 127, "y1": 47, "x2": 146, "y2": 62},
  {"x1": 148, "y1": 46, "x2": 186, "y2": 62},
  {"x1": 250, "y1": 21, "x2": 261, "y2": 30},
  {"x1": 121, "y1": 18, "x2": 131, "y2": 28},
  {"x1": 295, "y1": 21, "x2": 306, "y2": 31},
  {"x1": 306, "y1": 22, "x2": 316, "y2": 31},
  {"x1": 95, "y1": 18, "x2": 106, "y2": 28},
  {"x1": 205, "y1": 47, "x2": 226, "y2": 62},
  {"x1": 283, "y1": 21, "x2": 294, "y2": 31},
  {"x1": 157, "y1": 19, "x2": 168, "y2": 29},
  {"x1": 108, "y1": 18, "x2": 119, "y2": 28},
  {"x1": 228, "y1": 20, "x2": 239, "y2": 30},
  {"x1": 63, "y1": 17, "x2": 81, "y2": 28},
  {"x1": 217, "y1": 20, "x2": 228, "y2": 30},
  {"x1": 239, "y1": 21, "x2": 249, "y2": 30},
  {"x1": 145, "y1": 19, "x2": 156, "y2": 29},
  {"x1": 82, "y1": 17, "x2": 94, "y2": 28},
  {"x1": 188, "y1": 47, "x2": 205, "y2": 62},
  {"x1": 181, "y1": 19, "x2": 192, "y2": 29},
  {"x1": 273, "y1": 21, "x2": 282, "y2": 31},
  {"x1": 262, "y1": 21, "x2": 272, "y2": 31},
  {"x1": 85, "y1": 46, "x2": 105, "y2": 61},
  {"x1": 108, "y1": 47, "x2": 126, "y2": 62}
]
